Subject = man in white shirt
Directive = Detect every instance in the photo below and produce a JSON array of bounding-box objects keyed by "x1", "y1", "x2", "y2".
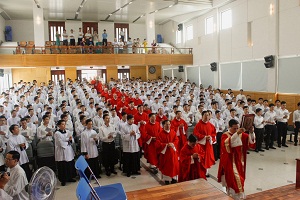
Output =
[
  {"x1": 7, "y1": 125, "x2": 31, "y2": 182},
  {"x1": 276, "y1": 101, "x2": 290, "y2": 147},
  {"x1": 99, "y1": 114, "x2": 118, "y2": 176},
  {"x1": 7, "y1": 110, "x2": 20, "y2": 127},
  {"x1": 0, "y1": 116, "x2": 11, "y2": 144},
  {"x1": 4, "y1": 151, "x2": 29, "y2": 200},
  {"x1": 0, "y1": 172, "x2": 13, "y2": 200},
  {"x1": 293, "y1": 102, "x2": 300, "y2": 146},
  {"x1": 120, "y1": 114, "x2": 141, "y2": 177},
  {"x1": 253, "y1": 108, "x2": 265, "y2": 152},
  {"x1": 81, "y1": 119, "x2": 101, "y2": 179}
]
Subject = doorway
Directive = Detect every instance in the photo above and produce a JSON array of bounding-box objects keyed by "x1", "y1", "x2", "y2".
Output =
[
  {"x1": 82, "y1": 22, "x2": 98, "y2": 35},
  {"x1": 51, "y1": 70, "x2": 65, "y2": 85},
  {"x1": 114, "y1": 23, "x2": 129, "y2": 42},
  {"x1": 118, "y1": 69, "x2": 130, "y2": 81}
]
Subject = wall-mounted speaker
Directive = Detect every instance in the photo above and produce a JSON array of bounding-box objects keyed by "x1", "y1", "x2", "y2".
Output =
[
  {"x1": 0, "y1": 69, "x2": 3, "y2": 77},
  {"x1": 178, "y1": 65, "x2": 184, "y2": 72},
  {"x1": 264, "y1": 55, "x2": 274, "y2": 68},
  {"x1": 178, "y1": 24, "x2": 183, "y2": 31},
  {"x1": 210, "y1": 62, "x2": 217, "y2": 71}
]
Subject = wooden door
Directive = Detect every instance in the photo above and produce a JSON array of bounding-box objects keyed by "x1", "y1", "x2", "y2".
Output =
[
  {"x1": 82, "y1": 22, "x2": 98, "y2": 35},
  {"x1": 114, "y1": 23, "x2": 129, "y2": 42},
  {"x1": 51, "y1": 70, "x2": 65, "y2": 85}
]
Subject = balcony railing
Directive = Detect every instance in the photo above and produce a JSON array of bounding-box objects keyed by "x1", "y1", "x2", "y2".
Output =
[{"x1": 0, "y1": 44, "x2": 193, "y2": 55}]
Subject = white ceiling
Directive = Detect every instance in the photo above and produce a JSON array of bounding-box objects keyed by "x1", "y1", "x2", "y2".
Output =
[{"x1": 0, "y1": 0, "x2": 213, "y2": 23}]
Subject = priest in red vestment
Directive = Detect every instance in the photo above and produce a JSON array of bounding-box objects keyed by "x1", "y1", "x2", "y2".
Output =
[
  {"x1": 126, "y1": 101, "x2": 138, "y2": 116},
  {"x1": 217, "y1": 119, "x2": 255, "y2": 199},
  {"x1": 157, "y1": 120, "x2": 179, "y2": 185},
  {"x1": 156, "y1": 108, "x2": 168, "y2": 126},
  {"x1": 116, "y1": 96, "x2": 128, "y2": 118},
  {"x1": 193, "y1": 110, "x2": 216, "y2": 170},
  {"x1": 134, "y1": 105, "x2": 149, "y2": 148},
  {"x1": 179, "y1": 134, "x2": 206, "y2": 182},
  {"x1": 133, "y1": 93, "x2": 143, "y2": 106},
  {"x1": 143, "y1": 113, "x2": 162, "y2": 174},
  {"x1": 171, "y1": 111, "x2": 188, "y2": 153}
]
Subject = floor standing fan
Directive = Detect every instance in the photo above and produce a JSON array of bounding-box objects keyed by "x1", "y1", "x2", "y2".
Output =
[{"x1": 28, "y1": 166, "x2": 57, "y2": 200}]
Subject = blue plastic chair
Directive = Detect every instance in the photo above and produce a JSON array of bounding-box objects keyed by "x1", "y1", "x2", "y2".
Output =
[{"x1": 75, "y1": 156, "x2": 127, "y2": 200}]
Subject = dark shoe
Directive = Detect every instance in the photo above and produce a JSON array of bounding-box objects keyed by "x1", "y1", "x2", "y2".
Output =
[
  {"x1": 61, "y1": 182, "x2": 66, "y2": 186},
  {"x1": 165, "y1": 181, "x2": 170, "y2": 185},
  {"x1": 247, "y1": 151, "x2": 250, "y2": 154},
  {"x1": 152, "y1": 168, "x2": 158, "y2": 174},
  {"x1": 171, "y1": 179, "x2": 177, "y2": 184},
  {"x1": 67, "y1": 178, "x2": 76, "y2": 182},
  {"x1": 126, "y1": 173, "x2": 131, "y2": 177},
  {"x1": 294, "y1": 143, "x2": 298, "y2": 146},
  {"x1": 111, "y1": 170, "x2": 117, "y2": 174},
  {"x1": 106, "y1": 171, "x2": 111, "y2": 177},
  {"x1": 255, "y1": 149, "x2": 259, "y2": 153},
  {"x1": 282, "y1": 144, "x2": 289, "y2": 147},
  {"x1": 270, "y1": 146, "x2": 276, "y2": 149},
  {"x1": 95, "y1": 175, "x2": 101, "y2": 179},
  {"x1": 278, "y1": 145, "x2": 281, "y2": 148},
  {"x1": 259, "y1": 149, "x2": 265, "y2": 152},
  {"x1": 265, "y1": 146, "x2": 269, "y2": 150},
  {"x1": 206, "y1": 174, "x2": 210, "y2": 178},
  {"x1": 119, "y1": 167, "x2": 123, "y2": 171}
]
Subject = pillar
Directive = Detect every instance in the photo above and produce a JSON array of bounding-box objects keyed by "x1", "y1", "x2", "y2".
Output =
[
  {"x1": 33, "y1": 3, "x2": 45, "y2": 46},
  {"x1": 146, "y1": 13, "x2": 156, "y2": 44},
  {"x1": 65, "y1": 67, "x2": 77, "y2": 81},
  {"x1": 106, "y1": 66, "x2": 118, "y2": 82}
]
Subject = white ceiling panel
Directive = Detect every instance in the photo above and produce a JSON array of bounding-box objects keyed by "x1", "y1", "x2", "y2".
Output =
[{"x1": 0, "y1": 0, "x2": 213, "y2": 23}]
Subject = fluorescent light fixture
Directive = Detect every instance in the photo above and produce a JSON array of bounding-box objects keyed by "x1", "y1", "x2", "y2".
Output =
[
  {"x1": 109, "y1": 14, "x2": 112, "y2": 16},
  {"x1": 155, "y1": 10, "x2": 158, "y2": 13},
  {"x1": 129, "y1": 1, "x2": 133, "y2": 4},
  {"x1": 79, "y1": 5, "x2": 83, "y2": 8},
  {"x1": 169, "y1": 5, "x2": 173, "y2": 8},
  {"x1": 76, "y1": 12, "x2": 79, "y2": 14}
]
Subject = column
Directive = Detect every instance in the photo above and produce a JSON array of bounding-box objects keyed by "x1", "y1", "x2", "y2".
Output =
[
  {"x1": 33, "y1": 3, "x2": 45, "y2": 46},
  {"x1": 146, "y1": 13, "x2": 156, "y2": 44}
]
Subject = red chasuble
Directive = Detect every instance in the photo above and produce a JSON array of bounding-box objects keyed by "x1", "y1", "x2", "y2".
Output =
[
  {"x1": 217, "y1": 132, "x2": 252, "y2": 194},
  {"x1": 193, "y1": 120, "x2": 216, "y2": 168},
  {"x1": 143, "y1": 122, "x2": 162, "y2": 166},
  {"x1": 156, "y1": 114, "x2": 168, "y2": 125},
  {"x1": 179, "y1": 143, "x2": 206, "y2": 182},
  {"x1": 133, "y1": 98, "x2": 143, "y2": 106},
  {"x1": 170, "y1": 118, "x2": 188, "y2": 153},
  {"x1": 126, "y1": 107, "x2": 138, "y2": 116},
  {"x1": 156, "y1": 129, "x2": 179, "y2": 178},
  {"x1": 134, "y1": 112, "x2": 149, "y2": 147}
]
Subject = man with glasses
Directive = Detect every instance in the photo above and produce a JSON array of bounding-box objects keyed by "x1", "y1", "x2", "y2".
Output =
[{"x1": 4, "y1": 150, "x2": 29, "y2": 200}]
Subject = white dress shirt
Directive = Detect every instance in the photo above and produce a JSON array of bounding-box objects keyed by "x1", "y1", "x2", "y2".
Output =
[
  {"x1": 6, "y1": 135, "x2": 29, "y2": 165},
  {"x1": 293, "y1": 110, "x2": 300, "y2": 123},
  {"x1": 120, "y1": 123, "x2": 140, "y2": 153},
  {"x1": 54, "y1": 130, "x2": 75, "y2": 162},
  {"x1": 81, "y1": 129, "x2": 99, "y2": 158},
  {"x1": 254, "y1": 115, "x2": 264, "y2": 129}
]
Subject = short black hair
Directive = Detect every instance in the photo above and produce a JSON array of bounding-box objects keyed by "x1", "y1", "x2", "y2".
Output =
[
  {"x1": 7, "y1": 150, "x2": 20, "y2": 161},
  {"x1": 188, "y1": 134, "x2": 197, "y2": 143},
  {"x1": 9, "y1": 124, "x2": 18, "y2": 133},
  {"x1": 127, "y1": 114, "x2": 134, "y2": 120},
  {"x1": 228, "y1": 119, "x2": 239, "y2": 127}
]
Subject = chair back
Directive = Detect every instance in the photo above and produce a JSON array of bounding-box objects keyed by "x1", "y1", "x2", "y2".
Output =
[
  {"x1": 75, "y1": 155, "x2": 89, "y2": 182},
  {"x1": 25, "y1": 143, "x2": 34, "y2": 159},
  {"x1": 37, "y1": 141, "x2": 55, "y2": 158}
]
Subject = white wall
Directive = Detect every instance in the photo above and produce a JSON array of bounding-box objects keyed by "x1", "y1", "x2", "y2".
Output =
[
  {"x1": 0, "y1": 15, "x2": 5, "y2": 42},
  {"x1": 5, "y1": 20, "x2": 34, "y2": 42},
  {"x1": 161, "y1": 0, "x2": 300, "y2": 93}
]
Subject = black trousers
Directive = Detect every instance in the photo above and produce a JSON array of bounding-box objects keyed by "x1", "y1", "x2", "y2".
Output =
[
  {"x1": 102, "y1": 39, "x2": 107, "y2": 46},
  {"x1": 85, "y1": 157, "x2": 100, "y2": 178},
  {"x1": 70, "y1": 39, "x2": 75, "y2": 46},
  {"x1": 294, "y1": 122, "x2": 300, "y2": 144},
  {"x1": 214, "y1": 132, "x2": 223, "y2": 160},
  {"x1": 122, "y1": 152, "x2": 139, "y2": 175},
  {"x1": 63, "y1": 40, "x2": 68, "y2": 46},
  {"x1": 277, "y1": 122, "x2": 287, "y2": 146},
  {"x1": 77, "y1": 38, "x2": 82, "y2": 45},
  {"x1": 264, "y1": 125, "x2": 276, "y2": 147},
  {"x1": 254, "y1": 128, "x2": 265, "y2": 150},
  {"x1": 102, "y1": 141, "x2": 116, "y2": 172},
  {"x1": 57, "y1": 160, "x2": 76, "y2": 183},
  {"x1": 21, "y1": 162, "x2": 32, "y2": 182}
]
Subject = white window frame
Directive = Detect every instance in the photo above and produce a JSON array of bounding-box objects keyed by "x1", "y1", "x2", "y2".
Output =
[
  {"x1": 205, "y1": 16, "x2": 214, "y2": 35},
  {"x1": 220, "y1": 9, "x2": 232, "y2": 30},
  {"x1": 186, "y1": 25, "x2": 193, "y2": 41}
]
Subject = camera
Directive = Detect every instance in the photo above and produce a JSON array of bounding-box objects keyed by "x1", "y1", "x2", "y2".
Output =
[{"x1": 0, "y1": 172, "x2": 10, "y2": 178}]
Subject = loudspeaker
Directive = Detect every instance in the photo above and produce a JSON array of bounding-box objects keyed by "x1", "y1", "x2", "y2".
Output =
[
  {"x1": 210, "y1": 62, "x2": 217, "y2": 71},
  {"x1": 264, "y1": 55, "x2": 274, "y2": 68},
  {"x1": 0, "y1": 69, "x2": 3, "y2": 77},
  {"x1": 178, "y1": 66, "x2": 184, "y2": 72},
  {"x1": 178, "y1": 24, "x2": 183, "y2": 31}
]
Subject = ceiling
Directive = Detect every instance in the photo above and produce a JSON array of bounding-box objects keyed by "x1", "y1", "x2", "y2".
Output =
[{"x1": 0, "y1": 0, "x2": 213, "y2": 23}]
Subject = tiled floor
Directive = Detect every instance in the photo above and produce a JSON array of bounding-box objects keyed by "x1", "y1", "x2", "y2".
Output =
[{"x1": 55, "y1": 139, "x2": 300, "y2": 199}]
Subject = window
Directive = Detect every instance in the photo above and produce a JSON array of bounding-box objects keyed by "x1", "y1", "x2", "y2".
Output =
[
  {"x1": 205, "y1": 16, "x2": 214, "y2": 35},
  {"x1": 176, "y1": 31, "x2": 181, "y2": 44},
  {"x1": 48, "y1": 21, "x2": 65, "y2": 41},
  {"x1": 186, "y1": 25, "x2": 193, "y2": 41},
  {"x1": 220, "y1": 9, "x2": 232, "y2": 30}
]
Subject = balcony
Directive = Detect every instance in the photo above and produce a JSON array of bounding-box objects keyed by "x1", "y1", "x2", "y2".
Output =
[{"x1": 0, "y1": 42, "x2": 193, "y2": 67}]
